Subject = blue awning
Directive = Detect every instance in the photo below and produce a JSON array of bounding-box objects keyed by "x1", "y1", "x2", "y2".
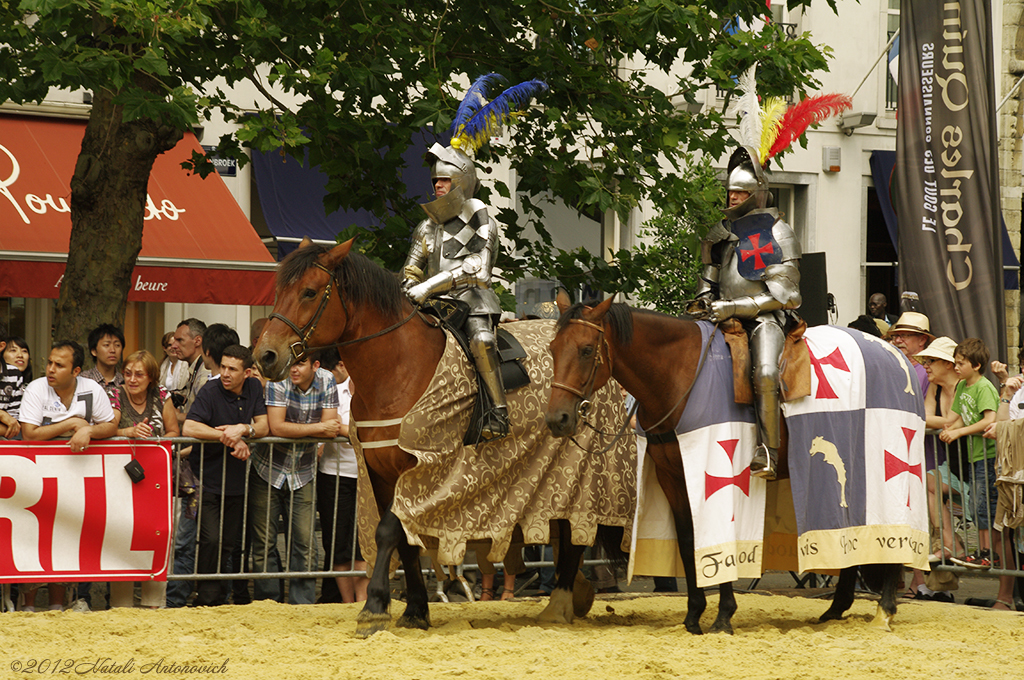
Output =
[
  {"x1": 251, "y1": 134, "x2": 435, "y2": 259},
  {"x1": 870, "y1": 150, "x2": 1019, "y2": 290}
]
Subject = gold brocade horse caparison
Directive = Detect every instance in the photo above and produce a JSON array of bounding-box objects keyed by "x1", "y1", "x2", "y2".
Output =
[{"x1": 253, "y1": 239, "x2": 636, "y2": 637}]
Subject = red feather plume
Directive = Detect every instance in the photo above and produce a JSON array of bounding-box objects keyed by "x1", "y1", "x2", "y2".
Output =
[{"x1": 765, "y1": 93, "x2": 853, "y2": 162}]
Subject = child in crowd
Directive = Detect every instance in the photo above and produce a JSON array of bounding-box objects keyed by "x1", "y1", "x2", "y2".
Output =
[{"x1": 939, "y1": 337, "x2": 1002, "y2": 569}]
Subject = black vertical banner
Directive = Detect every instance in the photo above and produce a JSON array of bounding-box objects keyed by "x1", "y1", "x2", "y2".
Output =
[{"x1": 894, "y1": 0, "x2": 1006, "y2": 361}]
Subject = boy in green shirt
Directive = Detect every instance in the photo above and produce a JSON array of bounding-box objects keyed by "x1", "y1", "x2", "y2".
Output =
[{"x1": 940, "y1": 337, "x2": 1001, "y2": 569}]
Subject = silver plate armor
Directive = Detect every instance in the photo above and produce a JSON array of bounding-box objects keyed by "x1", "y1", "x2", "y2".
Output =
[{"x1": 404, "y1": 196, "x2": 501, "y2": 316}]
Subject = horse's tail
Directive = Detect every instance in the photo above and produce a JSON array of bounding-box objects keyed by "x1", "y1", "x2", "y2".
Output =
[{"x1": 595, "y1": 524, "x2": 630, "y2": 571}]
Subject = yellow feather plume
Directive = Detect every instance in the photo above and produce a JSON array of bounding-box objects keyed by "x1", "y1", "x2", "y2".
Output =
[{"x1": 758, "y1": 97, "x2": 788, "y2": 165}]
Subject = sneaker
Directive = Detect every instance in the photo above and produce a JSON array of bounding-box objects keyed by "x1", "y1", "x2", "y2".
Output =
[
  {"x1": 70, "y1": 598, "x2": 91, "y2": 613},
  {"x1": 931, "y1": 591, "x2": 955, "y2": 603},
  {"x1": 952, "y1": 550, "x2": 993, "y2": 570}
]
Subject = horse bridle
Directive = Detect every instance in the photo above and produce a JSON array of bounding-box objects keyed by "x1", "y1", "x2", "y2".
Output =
[
  {"x1": 269, "y1": 261, "x2": 418, "y2": 361},
  {"x1": 550, "y1": 318, "x2": 610, "y2": 423}
]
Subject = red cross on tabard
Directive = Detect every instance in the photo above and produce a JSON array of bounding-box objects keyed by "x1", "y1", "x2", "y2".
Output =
[
  {"x1": 885, "y1": 426, "x2": 922, "y2": 507},
  {"x1": 739, "y1": 233, "x2": 775, "y2": 270},
  {"x1": 808, "y1": 346, "x2": 851, "y2": 399},
  {"x1": 705, "y1": 438, "x2": 751, "y2": 500}
]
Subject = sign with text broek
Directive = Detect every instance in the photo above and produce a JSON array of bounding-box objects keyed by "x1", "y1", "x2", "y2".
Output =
[{"x1": 0, "y1": 442, "x2": 172, "y2": 582}]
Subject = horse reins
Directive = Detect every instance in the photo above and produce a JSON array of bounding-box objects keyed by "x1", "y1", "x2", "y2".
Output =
[{"x1": 269, "y1": 262, "x2": 419, "y2": 361}]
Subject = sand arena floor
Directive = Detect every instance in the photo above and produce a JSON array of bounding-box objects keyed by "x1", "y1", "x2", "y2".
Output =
[{"x1": 1, "y1": 592, "x2": 1021, "y2": 679}]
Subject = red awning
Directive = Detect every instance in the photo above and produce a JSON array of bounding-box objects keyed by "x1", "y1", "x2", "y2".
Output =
[{"x1": 0, "y1": 114, "x2": 276, "y2": 305}]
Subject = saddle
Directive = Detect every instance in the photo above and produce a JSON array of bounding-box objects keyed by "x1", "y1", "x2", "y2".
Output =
[
  {"x1": 719, "y1": 316, "x2": 811, "y2": 404},
  {"x1": 419, "y1": 299, "x2": 531, "y2": 444}
]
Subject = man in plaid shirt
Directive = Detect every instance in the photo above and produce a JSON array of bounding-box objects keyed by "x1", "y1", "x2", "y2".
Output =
[{"x1": 253, "y1": 350, "x2": 342, "y2": 603}]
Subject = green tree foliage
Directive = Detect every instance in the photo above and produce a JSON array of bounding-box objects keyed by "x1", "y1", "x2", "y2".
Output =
[
  {"x1": 630, "y1": 155, "x2": 724, "y2": 315},
  {"x1": 0, "y1": 0, "x2": 832, "y2": 339}
]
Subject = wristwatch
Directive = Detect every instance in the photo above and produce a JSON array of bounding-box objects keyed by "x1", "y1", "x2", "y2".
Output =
[{"x1": 247, "y1": 423, "x2": 255, "y2": 439}]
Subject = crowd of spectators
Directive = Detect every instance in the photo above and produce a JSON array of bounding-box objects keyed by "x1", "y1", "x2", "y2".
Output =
[
  {"x1": 4, "y1": 293, "x2": 1022, "y2": 611},
  {"x1": 0, "y1": 317, "x2": 373, "y2": 610},
  {"x1": 855, "y1": 295, "x2": 1023, "y2": 608}
]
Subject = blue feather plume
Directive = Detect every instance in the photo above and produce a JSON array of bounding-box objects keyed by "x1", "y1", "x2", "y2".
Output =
[
  {"x1": 451, "y1": 78, "x2": 548, "y2": 153},
  {"x1": 451, "y1": 74, "x2": 503, "y2": 137}
]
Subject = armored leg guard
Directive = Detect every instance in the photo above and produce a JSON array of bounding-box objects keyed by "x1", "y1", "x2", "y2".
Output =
[
  {"x1": 467, "y1": 317, "x2": 509, "y2": 441},
  {"x1": 749, "y1": 319, "x2": 784, "y2": 480}
]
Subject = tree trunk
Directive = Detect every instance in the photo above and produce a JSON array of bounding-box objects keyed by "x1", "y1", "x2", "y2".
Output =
[{"x1": 54, "y1": 86, "x2": 183, "y2": 349}]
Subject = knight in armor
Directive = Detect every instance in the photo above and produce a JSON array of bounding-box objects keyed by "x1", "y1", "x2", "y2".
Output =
[
  {"x1": 402, "y1": 143, "x2": 509, "y2": 440},
  {"x1": 692, "y1": 145, "x2": 802, "y2": 479},
  {"x1": 401, "y1": 75, "x2": 546, "y2": 442}
]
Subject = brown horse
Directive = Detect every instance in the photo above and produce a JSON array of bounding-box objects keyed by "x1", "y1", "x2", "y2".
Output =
[
  {"x1": 254, "y1": 240, "x2": 632, "y2": 637},
  {"x1": 545, "y1": 294, "x2": 905, "y2": 633}
]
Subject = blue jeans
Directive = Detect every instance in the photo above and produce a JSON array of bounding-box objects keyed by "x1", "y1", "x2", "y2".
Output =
[
  {"x1": 165, "y1": 498, "x2": 197, "y2": 608},
  {"x1": 248, "y1": 474, "x2": 316, "y2": 604},
  {"x1": 968, "y1": 457, "x2": 999, "y2": 531}
]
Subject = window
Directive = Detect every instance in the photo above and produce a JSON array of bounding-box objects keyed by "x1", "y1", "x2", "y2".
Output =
[{"x1": 886, "y1": 0, "x2": 900, "y2": 111}]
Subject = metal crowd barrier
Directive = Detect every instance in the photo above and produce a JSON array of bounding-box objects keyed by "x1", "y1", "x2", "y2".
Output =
[{"x1": 137, "y1": 431, "x2": 1024, "y2": 597}]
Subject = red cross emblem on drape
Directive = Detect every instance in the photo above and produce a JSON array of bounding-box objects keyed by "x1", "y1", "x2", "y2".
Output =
[
  {"x1": 884, "y1": 426, "x2": 922, "y2": 507},
  {"x1": 705, "y1": 439, "x2": 751, "y2": 500},
  {"x1": 739, "y1": 233, "x2": 775, "y2": 270},
  {"x1": 809, "y1": 346, "x2": 851, "y2": 399}
]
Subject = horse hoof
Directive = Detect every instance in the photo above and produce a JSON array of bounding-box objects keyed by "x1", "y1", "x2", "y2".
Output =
[
  {"x1": 684, "y1": 621, "x2": 704, "y2": 635},
  {"x1": 572, "y1": 572, "x2": 595, "y2": 618},
  {"x1": 818, "y1": 608, "x2": 844, "y2": 624},
  {"x1": 355, "y1": 611, "x2": 391, "y2": 638},
  {"x1": 869, "y1": 605, "x2": 893, "y2": 632},
  {"x1": 709, "y1": 620, "x2": 734, "y2": 635},
  {"x1": 396, "y1": 614, "x2": 430, "y2": 631},
  {"x1": 537, "y1": 588, "x2": 574, "y2": 624}
]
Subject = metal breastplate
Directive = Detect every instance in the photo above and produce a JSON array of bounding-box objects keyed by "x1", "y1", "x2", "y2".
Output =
[
  {"x1": 425, "y1": 213, "x2": 500, "y2": 315},
  {"x1": 428, "y1": 215, "x2": 489, "y2": 275},
  {"x1": 718, "y1": 242, "x2": 773, "y2": 300}
]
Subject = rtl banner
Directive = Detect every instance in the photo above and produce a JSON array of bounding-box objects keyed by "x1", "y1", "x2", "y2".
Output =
[
  {"x1": 0, "y1": 442, "x2": 172, "y2": 582},
  {"x1": 893, "y1": 0, "x2": 1006, "y2": 361}
]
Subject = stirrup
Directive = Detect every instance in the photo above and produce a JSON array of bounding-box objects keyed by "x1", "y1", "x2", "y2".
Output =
[
  {"x1": 480, "y1": 406, "x2": 510, "y2": 441},
  {"x1": 750, "y1": 444, "x2": 777, "y2": 480}
]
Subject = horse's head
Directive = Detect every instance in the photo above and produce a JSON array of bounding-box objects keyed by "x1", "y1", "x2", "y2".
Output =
[
  {"x1": 545, "y1": 291, "x2": 615, "y2": 438},
  {"x1": 254, "y1": 238, "x2": 354, "y2": 381}
]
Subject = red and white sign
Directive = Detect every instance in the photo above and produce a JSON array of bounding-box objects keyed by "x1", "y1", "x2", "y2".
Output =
[
  {"x1": 0, "y1": 115, "x2": 276, "y2": 306},
  {"x1": 0, "y1": 442, "x2": 172, "y2": 582}
]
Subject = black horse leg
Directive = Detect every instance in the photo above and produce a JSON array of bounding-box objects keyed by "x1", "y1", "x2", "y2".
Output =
[
  {"x1": 538, "y1": 519, "x2": 587, "y2": 624},
  {"x1": 710, "y1": 581, "x2": 737, "y2": 634},
  {"x1": 395, "y1": 539, "x2": 430, "y2": 630},
  {"x1": 818, "y1": 566, "x2": 858, "y2": 623},
  {"x1": 668, "y1": 477, "x2": 707, "y2": 635},
  {"x1": 355, "y1": 507, "x2": 404, "y2": 637},
  {"x1": 871, "y1": 565, "x2": 901, "y2": 630}
]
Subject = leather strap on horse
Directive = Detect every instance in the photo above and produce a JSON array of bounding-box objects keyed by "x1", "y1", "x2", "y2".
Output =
[{"x1": 269, "y1": 261, "x2": 420, "y2": 361}]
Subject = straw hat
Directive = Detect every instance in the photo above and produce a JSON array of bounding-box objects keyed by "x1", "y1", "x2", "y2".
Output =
[
  {"x1": 914, "y1": 336, "x2": 957, "y2": 364},
  {"x1": 889, "y1": 311, "x2": 935, "y2": 341}
]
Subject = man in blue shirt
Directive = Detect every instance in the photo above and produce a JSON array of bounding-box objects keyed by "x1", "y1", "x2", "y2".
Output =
[{"x1": 182, "y1": 344, "x2": 268, "y2": 607}]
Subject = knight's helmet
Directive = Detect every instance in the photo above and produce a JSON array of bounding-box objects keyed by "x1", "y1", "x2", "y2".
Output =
[
  {"x1": 428, "y1": 143, "x2": 478, "y2": 197},
  {"x1": 421, "y1": 143, "x2": 477, "y2": 224},
  {"x1": 723, "y1": 145, "x2": 772, "y2": 220}
]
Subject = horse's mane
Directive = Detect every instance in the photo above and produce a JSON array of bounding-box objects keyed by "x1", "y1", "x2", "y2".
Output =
[
  {"x1": 278, "y1": 245, "x2": 405, "y2": 321},
  {"x1": 556, "y1": 301, "x2": 636, "y2": 346},
  {"x1": 556, "y1": 301, "x2": 692, "y2": 347}
]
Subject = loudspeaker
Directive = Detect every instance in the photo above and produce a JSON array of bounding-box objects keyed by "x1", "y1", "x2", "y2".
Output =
[{"x1": 800, "y1": 252, "x2": 829, "y2": 327}]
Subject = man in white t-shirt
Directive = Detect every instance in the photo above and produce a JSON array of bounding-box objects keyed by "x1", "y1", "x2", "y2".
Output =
[
  {"x1": 20, "y1": 340, "x2": 117, "y2": 451},
  {"x1": 17, "y1": 340, "x2": 116, "y2": 612}
]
